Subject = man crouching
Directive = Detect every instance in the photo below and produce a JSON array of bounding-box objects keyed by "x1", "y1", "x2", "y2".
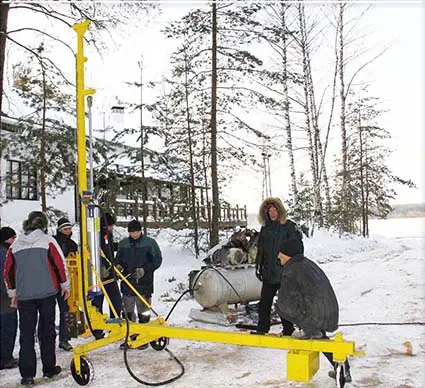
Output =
[{"x1": 276, "y1": 238, "x2": 351, "y2": 383}]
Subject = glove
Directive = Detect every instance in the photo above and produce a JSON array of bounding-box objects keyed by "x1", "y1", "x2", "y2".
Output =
[
  {"x1": 134, "y1": 267, "x2": 145, "y2": 281},
  {"x1": 101, "y1": 266, "x2": 110, "y2": 279},
  {"x1": 255, "y1": 264, "x2": 263, "y2": 282}
]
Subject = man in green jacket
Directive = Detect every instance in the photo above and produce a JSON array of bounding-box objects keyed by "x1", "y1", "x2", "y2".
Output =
[
  {"x1": 116, "y1": 220, "x2": 162, "y2": 326},
  {"x1": 254, "y1": 197, "x2": 303, "y2": 335}
]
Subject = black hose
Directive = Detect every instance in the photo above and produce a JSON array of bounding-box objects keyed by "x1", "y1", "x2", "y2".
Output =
[
  {"x1": 100, "y1": 214, "x2": 185, "y2": 386},
  {"x1": 339, "y1": 322, "x2": 425, "y2": 327},
  {"x1": 190, "y1": 265, "x2": 245, "y2": 304}
]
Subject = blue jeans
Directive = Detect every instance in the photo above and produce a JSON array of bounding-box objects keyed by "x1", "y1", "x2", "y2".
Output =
[{"x1": 0, "y1": 310, "x2": 18, "y2": 367}]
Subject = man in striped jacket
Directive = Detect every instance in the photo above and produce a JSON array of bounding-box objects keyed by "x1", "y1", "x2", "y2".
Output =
[{"x1": 4, "y1": 211, "x2": 70, "y2": 386}]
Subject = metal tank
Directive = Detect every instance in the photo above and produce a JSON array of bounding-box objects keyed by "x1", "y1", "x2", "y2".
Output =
[{"x1": 190, "y1": 266, "x2": 262, "y2": 308}]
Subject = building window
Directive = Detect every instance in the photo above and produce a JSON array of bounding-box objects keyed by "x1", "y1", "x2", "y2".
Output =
[{"x1": 6, "y1": 160, "x2": 38, "y2": 200}]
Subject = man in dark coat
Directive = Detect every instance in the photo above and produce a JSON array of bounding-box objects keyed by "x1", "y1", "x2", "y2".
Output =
[
  {"x1": 91, "y1": 212, "x2": 122, "y2": 327},
  {"x1": 52, "y1": 217, "x2": 78, "y2": 351},
  {"x1": 276, "y1": 238, "x2": 351, "y2": 382},
  {"x1": 116, "y1": 219, "x2": 162, "y2": 324},
  {"x1": 0, "y1": 226, "x2": 18, "y2": 370},
  {"x1": 254, "y1": 197, "x2": 304, "y2": 335},
  {"x1": 116, "y1": 220, "x2": 162, "y2": 349}
]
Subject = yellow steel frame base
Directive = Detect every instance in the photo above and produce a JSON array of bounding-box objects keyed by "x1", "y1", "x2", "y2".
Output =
[{"x1": 72, "y1": 307, "x2": 364, "y2": 384}]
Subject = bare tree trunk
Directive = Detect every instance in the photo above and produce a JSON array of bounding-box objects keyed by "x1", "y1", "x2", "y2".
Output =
[
  {"x1": 358, "y1": 109, "x2": 366, "y2": 236},
  {"x1": 321, "y1": 23, "x2": 340, "y2": 217},
  {"x1": 202, "y1": 116, "x2": 211, "y2": 246},
  {"x1": 0, "y1": 2, "x2": 9, "y2": 194},
  {"x1": 280, "y1": 3, "x2": 298, "y2": 203},
  {"x1": 338, "y1": 3, "x2": 348, "y2": 231},
  {"x1": 0, "y1": 2, "x2": 9, "y2": 115},
  {"x1": 364, "y1": 128, "x2": 369, "y2": 237},
  {"x1": 139, "y1": 59, "x2": 148, "y2": 235},
  {"x1": 183, "y1": 48, "x2": 199, "y2": 257},
  {"x1": 210, "y1": 2, "x2": 219, "y2": 248},
  {"x1": 297, "y1": 3, "x2": 318, "y2": 223},
  {"x1": 40, "y1": 61, "x2": 47, "y2": 212}
]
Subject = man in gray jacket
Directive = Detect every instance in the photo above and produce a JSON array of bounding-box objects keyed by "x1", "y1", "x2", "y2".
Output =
[
  {"x1": 276, "y1": 238, "x2": 351, "y2": 383},
  {"x1": 4, "y1": 211, "x2": 70, "y2": 386}
]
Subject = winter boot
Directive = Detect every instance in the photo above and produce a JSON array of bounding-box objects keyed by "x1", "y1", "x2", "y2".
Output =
[
  {"x1": 21, "y1": 377, "x2": 35, "y2": 385},
  {"x1": 43, "y1": 365, "x2": 62, "y2": 379},
  {"x1": 59, "y1": 341, "x2": 73, "y2": 351},
  {"x1": 138, "y1": 313, "x2": 150, "y2": 324},
  {"x1": 329, "y1": 360, "x2": 352, "y2": 383}
]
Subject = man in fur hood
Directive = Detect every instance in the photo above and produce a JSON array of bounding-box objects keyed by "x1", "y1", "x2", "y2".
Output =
[{"x1": 254, "y1": 197, "x2": 303, "y2": 335}]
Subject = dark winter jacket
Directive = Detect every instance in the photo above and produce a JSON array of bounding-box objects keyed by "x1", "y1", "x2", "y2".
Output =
[
  {"x1": 53, "y1": 232, "x2": 78, "y2": 258},
  {"x1": 276, "y1": 254, "x2": 339, "y2": 333},
  {"x1": 100, "y1": 228, "x2": 116, "y2": 281},
  {"x1": 1, "y1": 243, "x2": 15, "y2": 314},
  {"x1": 255, "y1": 197, "x2": 304, "y2": 285},
  {"x1": 116, "y1": 235, "x2": 162, "y2": 296},
  {"x1": 4, "y1": 229, "x2": 70, "y2": 301}
]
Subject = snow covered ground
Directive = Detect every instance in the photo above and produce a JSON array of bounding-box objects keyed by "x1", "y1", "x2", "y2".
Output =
[{"x1": 1, "y1": 218, "x2": 424, "y2": 388}]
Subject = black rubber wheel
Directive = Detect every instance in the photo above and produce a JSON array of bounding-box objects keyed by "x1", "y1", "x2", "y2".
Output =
[
  {"x1": 335, "y1": 362, "x2": 346, "y2": 388},
  {"x1": 150, "y1": 337, "x2": 169, "y2": 351},
  {"x1": 70, "y1": 356, "x2": 94, "y2": 386}
]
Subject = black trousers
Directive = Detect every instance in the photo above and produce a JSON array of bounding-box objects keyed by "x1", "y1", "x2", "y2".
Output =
[
  {"x1": 0, "y1": 310, "x2": 18, "y2": 367},
  {"x1": 56, "y1": 293, "x2": 69, "y2": 343},
  {"x1": 18, "y1": 296, "x2": 56, "y2": 378},
  {"x1": 91, "y1": 280, "x2": 122, "y2": 319},
  {"x1": 257, "y1": 283, "x2": 294, "y2": 335}
]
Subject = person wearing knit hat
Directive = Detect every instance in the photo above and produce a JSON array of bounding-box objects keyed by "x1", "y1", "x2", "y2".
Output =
[
  {"x1": 116, "y1": 219, "x2": 162, "y2": 350},
  {"x1": 127, "y1": 219, "x2": 142, "y2": 233},
  {"x1": 0, "y1": 227, "x2": 18, "y2": 370},
  {"x1": 0, "y1": 227, "x2": 16, "y2": 244},
  {"x1": 276, "y1": 239, "x2": 352, "y2": 383},
  {"x1": 57, "y1": 218, "x2": 73, "y2": 234},
  {"x1": 52, "y1": 217, "x2": 78, "y2": 352}
]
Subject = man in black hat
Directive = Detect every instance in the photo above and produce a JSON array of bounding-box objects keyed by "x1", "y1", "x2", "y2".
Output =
[
  {"x1": 0, "y1": 227, "x2": 18, "y2": 370},
  {"x1": 52, "y1": 217, "x2": 78, "y2": 351},
  {"x1": 276, "y1": 238, "x2": 351, "y2": 383},
  {"x1": 116, "y1": 219, "x2": 162, "y2": 349}
]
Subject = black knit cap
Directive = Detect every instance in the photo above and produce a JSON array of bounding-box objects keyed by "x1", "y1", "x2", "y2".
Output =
[
  {"x1": 279, "y1": 238, "x2": 302, "y2": 257},
  {"x1": 57, "y1": 217, "x2": 72, "y2": 232},
  {"x1": 100, "y1": 212, "x2": 115, "y2": 227},
  {"x1": 127, "y1": 219, "x2": 142, "y2": 232},
  {"x1": 0, "y1": 227, "x2": 16, "y2": 244}
]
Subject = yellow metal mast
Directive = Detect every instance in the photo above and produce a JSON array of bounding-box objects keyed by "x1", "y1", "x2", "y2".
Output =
[
  {"x1": 69, "y1": 20, "x2": 363, "y2": 388},
  {"x1": 72, "y1": 20, "x2": 95, "y2": 296}
]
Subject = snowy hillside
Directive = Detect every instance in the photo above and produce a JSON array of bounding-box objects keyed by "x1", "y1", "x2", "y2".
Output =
[{"x1": 1, "y1": 219, "x2": 424, "y2": 388}]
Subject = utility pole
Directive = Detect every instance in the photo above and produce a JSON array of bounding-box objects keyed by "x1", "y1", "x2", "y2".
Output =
[
  {"x1": 261, "y1": 140, "x2": 272, "y2": 200},
  {"x1": 139, "y1": 56, "x2": 148, "y2": 235}
]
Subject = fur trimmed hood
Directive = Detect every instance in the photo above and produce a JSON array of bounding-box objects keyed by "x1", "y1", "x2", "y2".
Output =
[{"x1": 257, "y1": 197, "x2": 287, "y2": 226}]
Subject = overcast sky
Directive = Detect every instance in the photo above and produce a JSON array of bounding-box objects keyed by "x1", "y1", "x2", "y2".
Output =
[{"x1": 4, "y1": 2, "x2": 424, "y2": 212}]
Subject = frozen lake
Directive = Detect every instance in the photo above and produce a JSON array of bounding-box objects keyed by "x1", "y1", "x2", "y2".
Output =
[{"x1": 369, "y1": 217, "x2": 425, "y2": 238}]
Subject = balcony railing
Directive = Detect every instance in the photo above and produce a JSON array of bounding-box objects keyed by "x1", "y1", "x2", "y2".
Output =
[{"x1": 112, "y1": 198, "x2": 247, "y2": 230}]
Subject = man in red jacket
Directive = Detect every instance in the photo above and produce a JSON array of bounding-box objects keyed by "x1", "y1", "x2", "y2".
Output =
[{"x1": 4, "y1": 211, "x2": 70, "y2": 386}]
